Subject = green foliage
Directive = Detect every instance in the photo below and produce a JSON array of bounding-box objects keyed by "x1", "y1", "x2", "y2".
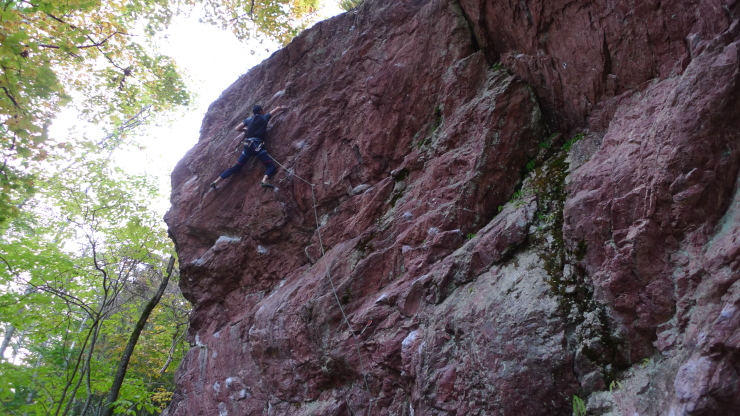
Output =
[
  {"x1": 198, "y1": 0, "x2": 321, "y2": 44},
  {"x1": 0, "y1": 0, "x2": 192, "y2": 226},
  {"x1": 562, "y1": 133, "x2": 584, "y2": 151},
  {"x1": 535, "y1": 212, "x2": 556, "y2": 231},
  {"x1": 466, "y1": 233, "x2": 476, "y2": 240},
  {"x1": 0, "y1": 142, "x2": 189, "y2": 416},
  {"x1": 340, "y1": 0, "x2": 363, "y2": 11},
  {"x1": 0, "y1": 0, "x2": 323, "y2": 410},
  {"x1": 491, "y1": 62, "x2": 507, "y2": 72},
  {"x1": 608, "y1": 380, "x2": 622, "y2": 392},
  {"x1": 0, "y1": 0, "x2": 321, "y2": 226},
  {"x1": 0, "y1": 164, "x2": 35, "y2": 226},
  {"x1": 573, "y1": 395, "x2": 587, "y2": 416},
  {"x1": 525, "y1": 159, "x2": 537, "y2": 172},
  {"x1": 509, "y1": 188, "x2": 530, "y2": 208},
  {"x1": 538, "y1": 135, "x2": 556, "y2": 149}
]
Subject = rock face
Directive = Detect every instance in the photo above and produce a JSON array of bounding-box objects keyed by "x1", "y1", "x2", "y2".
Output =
[{"x1": 163, "y1": 0, "x2": 740, "y2": 415}]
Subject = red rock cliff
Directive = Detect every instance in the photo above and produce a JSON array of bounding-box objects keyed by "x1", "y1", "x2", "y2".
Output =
[{"x1": 164, "y1": 0, "x2": 740, "y2": 414}]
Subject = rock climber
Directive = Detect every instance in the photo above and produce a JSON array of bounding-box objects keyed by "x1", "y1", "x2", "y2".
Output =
[{"x1": 210, "y1": 104, "x2": 288, "y2": 190}]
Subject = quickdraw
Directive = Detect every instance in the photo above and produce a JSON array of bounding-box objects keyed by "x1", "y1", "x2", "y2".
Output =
[{"x1": 243, "y1": 137, "x2": 264, "y2": 152}]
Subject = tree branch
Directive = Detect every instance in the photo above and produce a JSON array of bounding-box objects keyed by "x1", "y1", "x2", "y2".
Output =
[
  {"x1": 230, "y1": 0, "x2": 256, "y2": 22},
  {"x1": 102, "y1": 256, "x2": 176, "y2": 416},
  {"x1": 52, "y1": 319, "x2": 98, "y2": 416},
  {"x1": 37, "y1": 31, "x2": 126, "y2": 50},
  {"x1": 158, "y1": 322, "x2": 186, "y2": 375},
  {"x1": 42, "y1": 11, "x2": 76, "y2": 29},
  {"x1": 1, "y1": 86, "x2": 22, "y2": 111},
  {"x1": 60, "y1": 321, "x2": 102, "y2": 416}
]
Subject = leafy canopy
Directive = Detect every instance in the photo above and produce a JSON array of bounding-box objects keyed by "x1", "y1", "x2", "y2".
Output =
[
  {"x1": 0, "y1": 0, "x2": 321, "y2": 226},
  {"x1": 0, "y1": 139, "x2": 188, "y2": 416},
  {"x1": 0, "y1": 0, "x2": 328, "y2": 412},
  {"x1": 0, "y1": 0, "x2": 189, "y2": 225},
  {"x1": 197, "y1": 0, "x2": 320, "y2": 44}
]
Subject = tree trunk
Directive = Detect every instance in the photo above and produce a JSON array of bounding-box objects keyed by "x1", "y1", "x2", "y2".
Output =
[
  {"x1": 159, "y1": 322, "x2": 186, "y2": 375},
  {"x1": 0, "y1": 324, "x2": 15, "y2": 360},
  {"x1": 101, "y1": 256, "x2": 175, "y2": 416}
]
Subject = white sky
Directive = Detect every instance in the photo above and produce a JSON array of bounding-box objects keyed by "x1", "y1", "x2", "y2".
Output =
[
  {"x1": 50, "y1": 1, "x2": 344, "y2": 216},
  {"x1": 122, "y1": 16, "x2": 278, "y2": 212},
  {"x1": 138, "y1": 1, "x2": 344, "y2": 214},
  {"x1": 4, "y1": 2, "x2": 346, "y2": 363}
]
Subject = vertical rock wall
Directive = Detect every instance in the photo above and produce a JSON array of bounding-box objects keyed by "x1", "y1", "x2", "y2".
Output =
[{"x1": 164, "y1": 0, "x2": 740, "y2": 414}]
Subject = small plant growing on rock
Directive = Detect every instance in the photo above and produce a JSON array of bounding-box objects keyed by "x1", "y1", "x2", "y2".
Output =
[
  {"x1": 509, "y1": 188, "x2": 531, "y2": 208},
  {"x1": 572, "y1": 395, "x2": 587, "y2": 416},
  {"x1": 341, "y1": 287, "x2": 352, "y2": 304},
  {"x1": 562, "y1": 133, "x2": 584, "y2": 151},
  {"x1": 535, "y1": 212, "x2": 556, "y2": 231},
  {"x1": 609, "y1": 380, "x2": 622, "y2": 392},
  {"x1": 425, "y1": 104, "x2": 443, "y2": 140},
  {"x1": 510, "y1": 189, "x2": 523, "y2": 202},
  {"x1": 491, "y1": 62, "x2": 507, "y2": 72},
  {"x1": 525, "y1": 159, "x2": 537, "y2": 172}
]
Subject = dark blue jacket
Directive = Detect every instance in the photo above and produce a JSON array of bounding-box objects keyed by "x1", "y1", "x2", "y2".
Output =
[{"x1": 244, "y1": 114, "x2": 272, "y2": 140}]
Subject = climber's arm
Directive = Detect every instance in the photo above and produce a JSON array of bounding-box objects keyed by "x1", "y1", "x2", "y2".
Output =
[
  {"x1": 268, "y1": 106, "x2": 288, "y2": 117},
  {"x1": 231, "y1": 131, "x2": 245, "y2": 151}
]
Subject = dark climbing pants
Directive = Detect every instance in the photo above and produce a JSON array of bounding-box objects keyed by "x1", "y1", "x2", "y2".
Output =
[{"x1": 219, "y1": 144, "x2": 277, "y2": 179}]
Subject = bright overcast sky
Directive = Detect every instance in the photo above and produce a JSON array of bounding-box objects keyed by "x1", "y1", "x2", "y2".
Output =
[
  {"x1": 136, "y1": 1, "x2": 344, "y2": 213},
  {"x1": 51, "y1": 2, "x2": 344, "y2": 215},
  {"x1": 128, "y1": 16, "x2": 278, "y2": 193},
  {"x1": 3, "y1": 1, "x2": 344, "y2": 362}
]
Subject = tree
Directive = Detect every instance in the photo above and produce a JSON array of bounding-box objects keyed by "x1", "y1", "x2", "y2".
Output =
[
  {"x1": 0, "y1": 0, "x2": 329, "y2": 413},
  {"x1": 196, "y1": 0, "x2": 321, "y2": 44},
  {"x1": 0, "y1": 0, "x2": 323, "y2": 227},
  {"x1": 102, "y1": 256, "x2": 175, "y2": 416},
  {"x1": 339, "y1": 0, "x2": 362, "y2": 11},
  {"x1": 0, "y1": 0, "x2": 191, "y2": 225},
  {"x1": 0, "y1": 141, "x2": 188, "y2": 416}
]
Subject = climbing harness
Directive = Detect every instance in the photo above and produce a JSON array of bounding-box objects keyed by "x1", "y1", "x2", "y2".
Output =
[
  {"x1": 243, "y1": 137, "x2": 264, "y2": 152},
  {"x1": 266, "y1": 151, "x2": 374, "y2": 415}
]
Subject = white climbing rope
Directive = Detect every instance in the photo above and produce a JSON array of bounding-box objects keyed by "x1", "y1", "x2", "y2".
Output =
[{"x1": 266, "y1": 152, "x2": 374, "y2": 415}]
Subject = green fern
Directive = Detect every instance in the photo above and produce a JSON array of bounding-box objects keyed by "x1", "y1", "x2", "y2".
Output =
[
  {"x1": 573, "y1": 395, "x2": 587, "y2": 416},
  {"x1": 562, "y1": 133, "x2": 584, "y2": 151}
]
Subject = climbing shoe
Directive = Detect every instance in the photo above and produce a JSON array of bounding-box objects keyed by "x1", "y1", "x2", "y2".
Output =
[
  {"x1": 260, "y1": 182, "x2": 274, "y2": 189},
  {"x1": 210, "y1": 182, "x2": 217, "y2": 190}
]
